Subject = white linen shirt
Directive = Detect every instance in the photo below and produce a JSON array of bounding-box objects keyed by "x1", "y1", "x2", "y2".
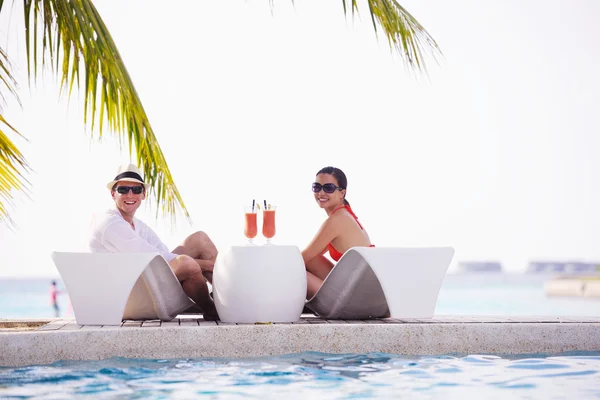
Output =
[{"x1": 88, "y1": 208, "x2": 177, "y2": 262}]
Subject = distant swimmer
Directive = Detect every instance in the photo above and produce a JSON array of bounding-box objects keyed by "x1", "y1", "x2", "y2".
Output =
[{"x1": 49, "y1": 280, "x2": 61, "y2": 317}]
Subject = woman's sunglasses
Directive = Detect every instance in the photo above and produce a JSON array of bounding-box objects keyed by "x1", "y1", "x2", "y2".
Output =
[
  {"x1": 115, "y1": 186, "x2": 144, "y2": 195},
  {"x1": 312, "y1": 182, "x2": 344, "y2": 194}
]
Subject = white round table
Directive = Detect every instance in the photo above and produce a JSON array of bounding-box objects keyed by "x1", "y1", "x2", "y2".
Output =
[{"x1": 213, "y1": 245, "x2": 307, "y2": 323}]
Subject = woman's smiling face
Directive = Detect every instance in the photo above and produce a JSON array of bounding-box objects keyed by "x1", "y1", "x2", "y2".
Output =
[{"x1": 313, "y1": 173, "x2": 345, "y2": 209}]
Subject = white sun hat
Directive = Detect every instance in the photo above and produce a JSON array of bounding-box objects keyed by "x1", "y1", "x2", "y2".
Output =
[{"x1": 106, "y1": 164, "x2": 151, "y2": 191}]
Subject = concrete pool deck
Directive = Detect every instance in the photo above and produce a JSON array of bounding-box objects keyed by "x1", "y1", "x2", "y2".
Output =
[{"x1": 1, "y1": 315, "x2": 600, "y2": 367}]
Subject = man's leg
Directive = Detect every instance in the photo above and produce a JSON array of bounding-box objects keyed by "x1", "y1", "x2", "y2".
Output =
[
  {"x1": 172, "y1": 231, "x2": 218, "y2": 283},
  {"x1": 169, "y1": 254, "x2": 219, "y2": 320}
]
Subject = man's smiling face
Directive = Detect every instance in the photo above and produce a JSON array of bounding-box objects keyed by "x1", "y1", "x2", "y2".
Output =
[{"x1": 112, "y1": 181, "x2": 146, "y2": 217}]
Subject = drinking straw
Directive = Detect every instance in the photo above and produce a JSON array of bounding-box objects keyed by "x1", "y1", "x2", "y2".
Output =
[
  {"x1": 264, "y1": 200, "x2": 267, "y2": 210},
  {"x1": 252, "y1": 199, "x2": 255, "y2": 212}
]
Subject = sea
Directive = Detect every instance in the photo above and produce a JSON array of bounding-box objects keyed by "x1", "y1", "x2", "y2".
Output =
[{"x1": 1, "y1": 272, "x2": 599, "y2": 319}]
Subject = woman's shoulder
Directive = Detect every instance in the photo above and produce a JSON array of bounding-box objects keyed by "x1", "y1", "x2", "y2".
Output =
[{"x1": 328, "y1": 206, "x2": 355, "y2": 225}]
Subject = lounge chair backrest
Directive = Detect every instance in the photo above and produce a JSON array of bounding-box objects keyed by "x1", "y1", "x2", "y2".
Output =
[
  {"x1": 51, "y1": 252, "x2": 195, "y2": 325},
  {"x1": 306, "y1": 247, "x2": 454, "y2": 319}
]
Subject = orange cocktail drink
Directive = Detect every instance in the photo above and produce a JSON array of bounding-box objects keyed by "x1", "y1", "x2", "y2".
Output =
[
  {"x1": 244, "y1": 206, "x2": 258, "y2": 245},
  {"x1": 262, "y1": 206, "x2": 276, "y2": 244}
]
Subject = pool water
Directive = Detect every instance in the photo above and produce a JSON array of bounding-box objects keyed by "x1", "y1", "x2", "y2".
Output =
[{"x1": 1, "y1": 352, "x2": 599, "y2": 399}]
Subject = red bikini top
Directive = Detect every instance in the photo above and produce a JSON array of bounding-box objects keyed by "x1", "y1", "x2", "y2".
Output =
[{"x1": 327, "y1": 205, "x2": 374, "y2": 261}]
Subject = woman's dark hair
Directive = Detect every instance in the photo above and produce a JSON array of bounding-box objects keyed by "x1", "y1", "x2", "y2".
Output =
[{"x1": 316, "y1": 166, "x2": 350, "y2": 206}]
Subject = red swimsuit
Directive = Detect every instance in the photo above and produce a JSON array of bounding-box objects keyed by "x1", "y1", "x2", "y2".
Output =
[{"x1": 327, "y1": 205, "x2": 374, "y2": 261}]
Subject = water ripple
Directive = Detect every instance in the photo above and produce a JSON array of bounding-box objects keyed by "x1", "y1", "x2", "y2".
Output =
[
  {"x1": 507, "y1": 363, "x2": 568, "y2": 370},
  {"x1": 0, "y1": 351, "x2": 599, "y2": 399}
]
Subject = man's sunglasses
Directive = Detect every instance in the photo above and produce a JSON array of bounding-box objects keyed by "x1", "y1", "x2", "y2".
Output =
[
  {"x1": 115, "y1": 186, "x2": 144, "y2": 195},
  {"x1": 312, "y1": 182, "x2": 344, "y2": 194}
]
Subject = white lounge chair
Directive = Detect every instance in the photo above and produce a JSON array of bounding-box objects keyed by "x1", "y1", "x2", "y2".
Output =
[
  {"x1": 51, "y1": 252, "x2": 195, "y2": 326},
  {"x1": 305, "y1": 247, "x2": 455, "y2": 319}
]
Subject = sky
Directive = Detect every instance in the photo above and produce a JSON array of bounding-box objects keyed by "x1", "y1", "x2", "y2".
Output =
[{"x1": 1, "y1": 0, "x2": 599, "y2": 277}]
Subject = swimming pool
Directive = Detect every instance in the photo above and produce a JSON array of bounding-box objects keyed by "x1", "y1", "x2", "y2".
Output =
[{"x1": 1, "y1": 352, "x2": 598, "y2": 398}]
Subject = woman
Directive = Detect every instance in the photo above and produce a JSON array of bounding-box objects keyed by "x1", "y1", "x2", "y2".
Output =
[{"x1": 302, "y1": 166, "x2": 373, "y2": 299}]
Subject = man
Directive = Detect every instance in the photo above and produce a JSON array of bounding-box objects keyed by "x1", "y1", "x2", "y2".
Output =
[{"x1": 88, "y1": 164, "x2": 219, "y2": 320}]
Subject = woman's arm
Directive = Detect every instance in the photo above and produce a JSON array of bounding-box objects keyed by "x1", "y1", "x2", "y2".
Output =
[{"x1": 302, "y1": 218, "x2": 339, "y2": 264}]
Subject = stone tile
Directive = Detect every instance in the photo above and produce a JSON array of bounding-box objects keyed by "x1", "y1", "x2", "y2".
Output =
[
  {"x1": 464, "y1": 317, "x2": 507, "y2": 323},
  {"x1": 307, "y1": 319, "x2": 329, "y2": 324},
  {"x1": 459, "y1": 316, "x2": 493, "y2": 322},
  {"x1": 381, "y1": 318, "x2": 408, "y2": 324},
  {"x1": 414, "y1": 318, "x2": 452, "y2": 323},
  {"x1": 122, "y1": 321, "x2": 142, "y2": 328},
  {"x1": 496, "y1": 316, "x2": 524, "y2": 322},
  {"x1": 59, "y1": 323, "x2": 83, "y2": 330},
  {"x1": 198, "y1": 320, "x2": 218, "y2": 326},
  {"x1": 557, "y1": 316, "x2": 600, "y2": 323},
  {"x1": 99, "y1": 324, "x2": 124, "y2": 330},
  {"x1": 525, "y1": 316, "x2": 564, "y2": 323},
  {"x1": 36, "y1": 320, "x2": 70, "y2": 331},
  {"x1": 393, "y1": 318, "x2": 423, "y2": 324},
  {"x1": 432, "y1": 316, "x2": 476, "y2": 323},
  {"x1": 179, "y1": 319, "x2": 199, "y2": 327},
  {"x1": 498, "y1": 315, "x2": 538, "y2": 323},
  {"x1": 80, "y1": 325, "x2": 100, "y2": 330}
]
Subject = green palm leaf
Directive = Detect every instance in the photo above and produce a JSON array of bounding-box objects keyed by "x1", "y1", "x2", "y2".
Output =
[
  {"x1": 20, "y1": 0, "x2": 189, "y2": 223},
  {"x1": 349, "y1": 0, "x2": 442, "y2": 72},
  {"x1": 0, "y1": 119, "x2": 30, "y2": 226},
  {"x1": 0, "y1": 46, "x2": 30, "y2": 225}
]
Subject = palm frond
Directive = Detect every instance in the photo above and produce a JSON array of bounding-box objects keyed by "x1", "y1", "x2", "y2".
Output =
[
  {"x1": 24, "y1": 0, "x2": 188, "y2": 223},
  {"x1": 0, "y1": 115, "x2": 30, "y2": 226},
  {"x1": 0, "y1": 48, "x2": 21, "y2": 109},
  {"x1": 345, "y1": 0, "x2": 442, "y2": 74},
  {"x1": 0, "y1": 43, "x2": 29, "y2": 226}
]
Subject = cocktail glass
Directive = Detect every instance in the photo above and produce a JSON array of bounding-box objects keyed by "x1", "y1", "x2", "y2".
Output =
[
  {"x1": 244, "y1": 206, "x2": 258, "y2": 245},
  {"x1": 262, "y1": 205, "x2": 277, "y2": 245}
]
